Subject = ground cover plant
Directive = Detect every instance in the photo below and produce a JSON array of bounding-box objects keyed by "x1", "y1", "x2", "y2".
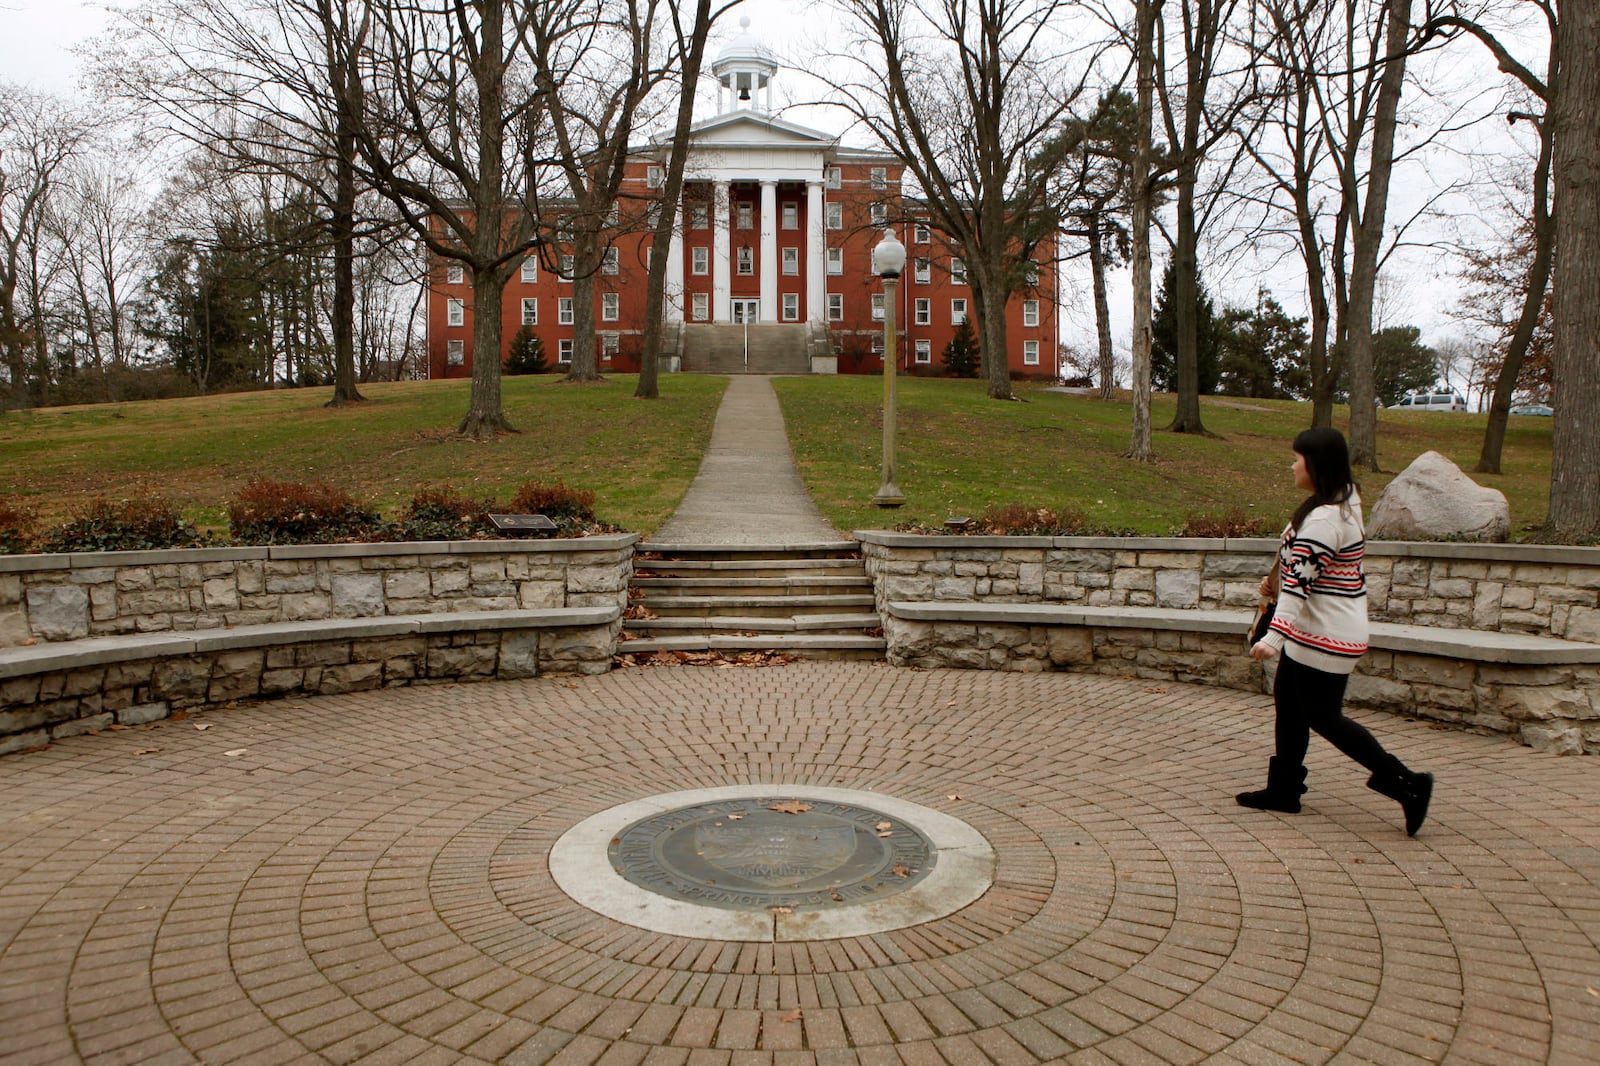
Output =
[{"x1": 0, "y1": 374, "x2": 726, "y2": 539}]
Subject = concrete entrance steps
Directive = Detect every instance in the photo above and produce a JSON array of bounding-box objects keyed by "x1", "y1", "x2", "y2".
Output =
[
  {"x1": 621, "y1": 543, "x2": 886, "y2": 660},
  {"x1": 680, "y1": 323, "x2": 810, "y2": 374}
]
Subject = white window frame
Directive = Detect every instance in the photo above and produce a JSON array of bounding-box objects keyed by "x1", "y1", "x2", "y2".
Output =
[
  {"x1": 1023, "y1": 299, "x2": 1040, "y2": 328},
  {"x1": 870, "y1": 166, "x2": 887, "y2": 189},
  {"x1": 646, "y1": 165, "x2": 664, "y2": 189},
  {"x1": 826, "y1": 247, "x2": 843, "y2": 275},
  {"x1": 913, "y1": 221, "x2": 930, "y2": 244},
  {"x1": 914, "y1": 298, "x2": 931, "y2": 326},
  {"x1": 782, "y1": 246, "x2": 799, "y2": 276},
  {"x1": 560, "y1": 254, "x2": 574, "y2": 280},
  {"x1": 826, "y1": 293, "x2": 843, "y2": 321},
  {"x1": 447, "y1": 263, "x2": 465, "y2": 285},
  {"x1": 782, "y1": 293, "x2": 799, "y2": 321},
  {"x1": 825, "y1": 203, "x2": 843, "y2": 230},
  {"x1": 521, "y1": 297, "x2": 538, "y2": 326},
  {"x1": 691, "y1": 203, "x2": 709, "y2": 228},
  {"x1": 601, "y1": 293, "x2": 619, "y2": 322},
  {"x1": 915, "y1": 338, "x2": 932, "y2": 364},
  {"x1": 1023, "y1": 340, "x2": 1041, "y2": 366},
  {"x1": 692, "y1": 292, "x2": 709, "y2": 321},
  {"x1": 781, "y1": 203, "x2": 798, "y2": 230},
  {"x1": 447, "y1": 298, "x2": 464, "y2": 326},
  {"x1": 603, "y1": 247, "x2": 619, "y2": 275},
  {"x1": 601, "y1": 333, "x2": 619, "y2": 360},
  {"x1": 736, "y1": 246, "x2": 754, "y2": 275},
  {"x1": 519, "y1": 259, "x2": 536, "y2": 283},
  {"x1": 692, "y1": 246, "x2": 709, "y2": 275},
  {"x1": 825, "y1": 167, "x2": 842, "y2": 190},
  {"x1": 952, "y1": 258, "x2": 967, "y2": 285},
  {"x1": 446, "y1": 339, "x2": 464, "y2": 366},
  {"x1": 558, "y1": 339, "x2": 573, "y2": 364},
  {"x1": 870, "y1": 202, "x2": 887, "y2": 224},
  {"x1": 558, "y1": 297, "x2": 574, "y2": 325},
  {"x1": 914, "y1": 258, "x2": 931, "y2": 285},
  {"x1": 871, "y1": 293, "x2": 885, "y2": 321},
  {"x1": 736, "y1": 202, "x2": 753, "y2": 230},
  {"x1": 952, "y1": 298, "x2": 967, "y2": 325},
  {"x1": 871, "y1": 335, "x2": 885, "y2": 357}
]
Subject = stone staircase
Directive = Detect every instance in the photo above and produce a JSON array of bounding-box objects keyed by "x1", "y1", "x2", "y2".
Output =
[
  {"x1": 680, "y1": 323, "x2": 811, "y2": 374},
  {"x1": 620, "y1": 543, "x2": 886, "y2": 660}
]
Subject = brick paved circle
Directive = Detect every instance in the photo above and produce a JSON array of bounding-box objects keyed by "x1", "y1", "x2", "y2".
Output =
[{"x1": 2, "y1": 662, "x2": 1598, "y2": 1064}]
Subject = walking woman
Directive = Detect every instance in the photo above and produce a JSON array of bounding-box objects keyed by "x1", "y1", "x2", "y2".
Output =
[{"x1": 1239, "y1": 427, "x2": 1434, "y2": 835}]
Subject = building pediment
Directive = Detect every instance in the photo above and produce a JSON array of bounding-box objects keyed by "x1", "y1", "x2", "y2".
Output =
[{"x1": 650, "y1": 112, "x2": 840, "y2": 152}]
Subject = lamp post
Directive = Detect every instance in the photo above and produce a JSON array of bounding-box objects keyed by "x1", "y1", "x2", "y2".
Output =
[{"x1": 871, "y1": 227, "x2": 907, "y2": 507}]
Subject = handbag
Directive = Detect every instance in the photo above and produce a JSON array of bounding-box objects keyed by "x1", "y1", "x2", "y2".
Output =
[{"x1": 1248, "y1": 599, "x2": 1276, "y2": 647}]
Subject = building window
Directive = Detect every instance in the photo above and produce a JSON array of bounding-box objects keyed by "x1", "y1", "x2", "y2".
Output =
[
  {"x1": 871, "y1": 335, "x2": 885, "y2": 357},
  {"x1": 691, "y1": 202, "x2": 709, "y2": 228},
  {"x1": 952, "y1": 258, "x2": 967, "y2": 285},
  {"x1": 692, "y1": 292, "x2": 709, "y2": 321},
  {"x1": 1023, "y1": 340, "x2": 1040, "y2": 366},
  {"x1": 558, "y1": 339, "x2": 573, "y2": 363},
  {"x1": 447, "y1": 263, "x2": 465, "y2": 285},
  {"x1": 560, "y1": 254, "x2": 574, "y2": 279},
  {"x1": 826, "y1": 293, "x2": 843, "y2": 321},
  {"x1": 914, "y1": 258, "x2": 931, "y2": 284},
  {"x1": 603, "y1": 247, "x2": 619, "y2": 274},
  {"x1": 782, "y1": 203, "x2": 798, "y2": 229},
  {"x1": 913, "y1": 220, "x2": 930, "y2": 244},
  {"x1": 602, "y1": 293, "x2": 619, "y2": 321},
  {"x1": 447, "y1": 298, "x2": 464, "y2": 326},
  {"x1": 519, "y1": 259, "x2": 536, "y2": 283},
  {"x1": 606, "y1": 204, "x2": 620, "y2": 227},
  {"x1": 521, "y1": 298, "x2": 538, "y2": 325},
  {"x1": 952, "y1": 298, "x2": 967, "y2": 324},
  {"x1": 647, "y1": 165, "x2": 664, "y2": 189},
  {"x1": 736, "y1": 246, "x2": 753, "y2": 275},
  {"x1": 825, "y1": 203, "x2": 842, "y2": 230},
  {"x1": 825, "y1": 167, "x2": 842, "y2": 190},
  {"x1": 1023, "y1": 263, "x2": 1039, "y2": 286},
  {"x1": 915, "y1": 338, "x2": 932, "y2": 364},
  {"x1": 914, "y1": 298, "x2": 931, "y2": 325},
  {"x1": 870, "y1": 202, "x2": 887, "y2": 224},
  {"x1": 826, "y1": 247, "x2": 842, "y2": 275},
  {"x1": 736, "y1": 202, "x2": 753, "y2": 229},
  {"x1": 692, "y1": 246, "x2": 709, "y2": 275},
  {"x1": 870, "y1": 166, "x2": 886, "y2": 188},
  {"x1": 782, "y1": 246, "x2": 799, "y2": 275},
  {"x1": 783, "y1": 293, "x2": 799, "y2": 321},
  {"x1": 446, "y1": 339, "x2": 464, "y2": 366},
  {"x1": 1023, "y1": 299, "x2": 1040, "y2": 328},
  {"x1": 871, "y1": 293, "x2": 885, "y2": 321},
  {"x1": 602, "y1": 333, "x2": 619, "y2": 360},
  {"x1": 559, "y1": 297, "x2": 574, "y2": 325}
]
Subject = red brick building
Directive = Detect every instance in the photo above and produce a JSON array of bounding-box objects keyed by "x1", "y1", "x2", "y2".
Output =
[{"x1": 426, "y1": 21, "x2": 1058, "y2": 381}]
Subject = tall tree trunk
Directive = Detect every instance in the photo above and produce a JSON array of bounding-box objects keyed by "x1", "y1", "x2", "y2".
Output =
[
  {"x1": 1549, "y1": 0, "x2": 1600, "y2": 537},
  {"x1": 1167, "y1": 170, "x2": 1206, "y2": 432},
  {"x1": 975, "y1": 266, "x2": 1013, "y2": 400},
  {"x1": 567, "y1": 231, "x2": 601, "y2": 382},
  {"x1": 1089, "y1": 212, "x2": 1115, "y2": 400},
  {"x1": 1127, "y1": 0, "x2": 1158, "y2": 461},
  {"x1": 326, "y1": 45, "x2": 365, "y2": 408},
  {"x1": 1346, "y1": 0, "x2": 1412, "y2": 471}
]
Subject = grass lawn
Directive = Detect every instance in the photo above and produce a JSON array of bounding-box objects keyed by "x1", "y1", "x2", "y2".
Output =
[
  {"x1": 0, "y1": 372, "x2": 1557, "y2": 540},
  {"x1": 0, "y1": 374, "x2": 727, "y2": 535},
  {"x1": 773, "y1": 377, "x2": 1556, "y2": 537}
]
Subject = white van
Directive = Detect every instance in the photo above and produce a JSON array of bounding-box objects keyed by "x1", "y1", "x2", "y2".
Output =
[{"x1": 1391, "y1": 392, "x2": 1467, "y2": 412}]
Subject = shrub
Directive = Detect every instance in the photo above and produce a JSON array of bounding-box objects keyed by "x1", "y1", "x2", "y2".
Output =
[
  {"x1": 1178, "y1": 508, "x2": 1271, "y2": 538},
  {"x1": 505, "y1": 326, "x2": 549, "y2": 375},
  {"x1": 0, "y1": 498, "x2": 35, "y2": 554},
  {"x1": 40, "y1": 497, "x2": 205, "y2": 553},
  {"x1": 228, "y1": 478, "x2": 382, "y2": 544},
  {"x1": 396, "y1": 486, "x2": 500, "y2": 541},
  {"x1": 510, "y1": 480, "x2": 596, "y2": 525},
  {"x1": 977, "y1": 503, "x2": 1087, "y2": 536},
  {"x1": 942, "y1": 319, "x2": 981, "y2": 378}
]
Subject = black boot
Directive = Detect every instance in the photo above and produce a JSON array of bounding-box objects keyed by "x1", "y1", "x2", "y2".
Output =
[
  {"x1": 1236, "y1": 757, "x2": 1308, "y2": 814},
  {"x1": 1368, "y1": 769, "x2": 1434, "y2": 837}
]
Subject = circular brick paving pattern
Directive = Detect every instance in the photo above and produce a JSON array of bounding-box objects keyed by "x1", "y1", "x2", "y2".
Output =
[{"x1": 1, "y1": 662, "x2": 1598, "y2": 1064}]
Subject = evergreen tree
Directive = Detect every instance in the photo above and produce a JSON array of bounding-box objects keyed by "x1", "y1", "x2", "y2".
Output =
[
  {"x1": 942, "y1": 319, "x2": 981, "y2": 378},
  {"x1": 1370, "y1": 326, "x2": 1439, "y2": 405},
  {"x1": 1216, "y1": 291, "x2": 1308, "y2": 399},
  {"x1": 505, "y1": 326, "x2": 548, "y2": 375},
  {"x1": 1151, "y1": 261, "x2": 1222, "y2": 395}
]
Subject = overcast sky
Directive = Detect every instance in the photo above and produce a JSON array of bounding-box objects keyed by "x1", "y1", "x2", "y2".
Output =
[{"x1": 0, "y1": 0, "x2": 118, "y2": 95}]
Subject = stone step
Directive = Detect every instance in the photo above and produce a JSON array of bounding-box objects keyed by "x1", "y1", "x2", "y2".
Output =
[
  {"x1": 641, "y1": 541, "x2": 860, "y2": 560},
  {"x1": 635, "y1": 594, "x2": 877, "y2": 617},
  {"x1": 635, "y1": 557, "x2": 865, "y2": 574},
  {"x1": 632, "y1": 576, "x2": 872, "y2": 594},
  {"x1": 626, "y1": 613, "x2": 883, "y2": 634},
  {"x1": 617, "y1": 633, "x2": 888, "y2": 660}
]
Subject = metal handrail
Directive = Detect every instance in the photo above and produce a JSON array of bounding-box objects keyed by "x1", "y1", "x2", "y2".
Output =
[{"x1": 742, "y1": 315, "x2": 749, "y2": 369}]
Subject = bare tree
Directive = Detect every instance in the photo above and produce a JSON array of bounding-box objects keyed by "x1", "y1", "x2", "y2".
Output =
[
  {"x1": 1127, "y1": 0, "x2": 1159, "y2": 459},
  {"x1": 1548, "y1": 0, "x2": 1599, "y2": 537},
  {"x1": 829, "y1": 0, "x2": 1091, "y2": 401}
]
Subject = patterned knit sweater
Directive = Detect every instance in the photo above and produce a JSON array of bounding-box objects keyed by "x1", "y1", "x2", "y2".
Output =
[{"x1": 1259, "y1": 492, "x2": 1369, "y2": 674}]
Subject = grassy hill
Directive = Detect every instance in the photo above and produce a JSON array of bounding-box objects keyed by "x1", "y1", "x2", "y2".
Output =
[{"x1": 0, "y1": 374, "x2": 1557, "y2": 539}]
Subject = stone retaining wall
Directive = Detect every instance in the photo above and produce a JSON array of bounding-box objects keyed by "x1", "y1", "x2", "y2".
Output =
[
  {"x1": 0, "y1": 535, "x2": 638, "y2": 646},
  {"x1": 858, "y1": 533, "x2": 1600, "y2": 641}
]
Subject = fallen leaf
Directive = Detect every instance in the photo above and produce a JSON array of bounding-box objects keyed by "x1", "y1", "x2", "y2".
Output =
[
  {"x1": 769, "y1": 905, "x2": 794, "y2": 915},
  {"x1": 223, "y1": 748, "x2": 248, "y2": 757},
  {"x1": 21, "y1": 638, "x2": 38, "y2": 646},
  {"x1": 780, "y1": 1009, "x2": 803, "y2": 1023},
  {"x1": 946, "y1": 794, "x2": 963, "y2": 802},
  {"x1": 1144, "y1": 687, "x2": 1167, "y2": 694},
  {"x1": 727, "y1": 813, "x2": 744, "y2": 820},
  {"x1": 1588, "y1": 987, "x2": 1599, "y2": 998},
  {"x1": 893, "y1": 864, "x2": 911, "y2": 878},
  {"x1": 170, "y1": 710, "x2": 189, "y2": 721},
  {"x1": 194, "y1": 723, "x2": 212, "y2": 731},
  {"x1": 133, "y1": 748, "x2": 160, "y2": 756},
  {"x1": 769, "y1": 800, "x2": 813, "y2": 815},
  {"x1": 876, "y1": 821, "x2": 892, "y2": 831},
  {"x1": 830, "y1": 890, "x2": 844, "y2": 901},
  {"x1": 877, "y1": 832, "x2": 893, "y2": 838}
]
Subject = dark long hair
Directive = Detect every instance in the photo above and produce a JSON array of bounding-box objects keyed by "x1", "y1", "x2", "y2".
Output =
[{"x1": 1290, "y1": 427, "x2": 1359, "y2": 530}]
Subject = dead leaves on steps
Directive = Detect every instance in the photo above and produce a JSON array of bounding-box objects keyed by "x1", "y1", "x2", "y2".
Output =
[{"x1": 614, "y1": 649, "x2": 800, "y2": 669}]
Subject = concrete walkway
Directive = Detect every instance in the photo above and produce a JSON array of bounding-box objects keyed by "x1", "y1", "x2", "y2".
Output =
[
  {"x1": 651, "y1": 376, "x2": 841, "y2": 545},
  {"x1": 2, "y1": 663, "x2": 1598, "y2": 1064}
]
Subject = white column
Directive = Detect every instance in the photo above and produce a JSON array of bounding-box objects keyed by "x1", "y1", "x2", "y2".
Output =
[
  {"x1": 665, "y1": 203, "x2": 684, "y2": 323},
  {"x1": 806, "y1": 181, "x2": 826, "y2": 323},
  {"x1": 759, "y1": 181, "x2": 778, "y2": 321},
  {"x1": 713, "y1": 182, "x2": 731, "y2": 322}
]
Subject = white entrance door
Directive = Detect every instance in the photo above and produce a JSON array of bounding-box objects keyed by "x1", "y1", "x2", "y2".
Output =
[{"x1": 731, "y1": 299, "x2": 760, "y2": 324}]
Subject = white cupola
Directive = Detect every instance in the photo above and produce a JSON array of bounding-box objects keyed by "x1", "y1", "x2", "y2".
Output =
[{"x1": 710, "y1": 16, "x2": 779, "y2": 114}]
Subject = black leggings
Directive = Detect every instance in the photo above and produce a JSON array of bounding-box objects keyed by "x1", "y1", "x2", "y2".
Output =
[{"x1": 1274, "y1": 653, "x2": 1403, "y2": 776}]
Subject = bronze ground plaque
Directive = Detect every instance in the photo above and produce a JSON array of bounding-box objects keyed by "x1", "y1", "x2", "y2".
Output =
[{"x1": 608, "y1": 797, "x2": 936, "y2": 912}]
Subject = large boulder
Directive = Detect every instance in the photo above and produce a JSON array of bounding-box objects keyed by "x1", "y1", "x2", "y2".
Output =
[{"x1": 1368, "y1": 450, "x2": 1510, "y2": 542}]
